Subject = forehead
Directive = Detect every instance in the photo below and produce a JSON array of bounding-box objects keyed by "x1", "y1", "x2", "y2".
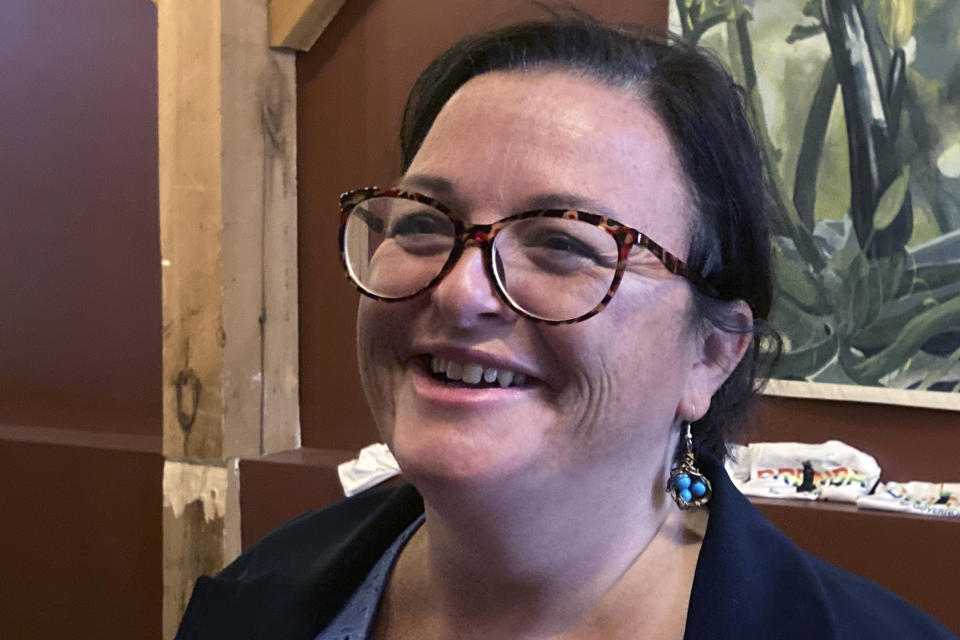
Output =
[{"x1": 405, "y1": 70, "x2": 692, "y2": 252}]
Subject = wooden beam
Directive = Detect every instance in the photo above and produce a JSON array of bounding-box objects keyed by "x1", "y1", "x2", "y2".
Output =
[
  {"x1": 158, "y1": 0, "x2": 300, "y2": 636},
  {"x1": 269, "y1": 0, "x2": 346, "y2": 51},
  {"x1": 162, "y1": 460, "x2": 241, "y2": 637},
  {"x1": 158, "y1": 0, "x2": 300, "y2": 462}
]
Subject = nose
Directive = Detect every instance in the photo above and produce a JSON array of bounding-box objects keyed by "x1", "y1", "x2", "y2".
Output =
[{"x1": 430, "y1": 245, "x2": 514, "y2": 327}]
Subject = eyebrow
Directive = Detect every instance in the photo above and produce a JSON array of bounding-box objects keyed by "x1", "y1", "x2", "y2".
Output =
[
  {"x1": 396, "y1": 174, "x2": 458, "y2": 201},
  {"x1": 397, "y1": 173, "x2": 620, "y2": 220},
  {"x1": 523, "y1": 192, "x2": 619, "y2": 219}
]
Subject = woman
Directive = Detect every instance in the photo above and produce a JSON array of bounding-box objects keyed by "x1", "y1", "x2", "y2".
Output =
[{"x1": 177, "y1": 18, "x2": 957, "y2": 640}]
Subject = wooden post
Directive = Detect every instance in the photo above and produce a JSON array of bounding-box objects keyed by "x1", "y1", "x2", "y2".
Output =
[
  {"x1": 158, "y1": 0, "x2": 303, "y2": 635},
  {"x1": 162, "y1": 460, "x2": 241, "y2": 634}
]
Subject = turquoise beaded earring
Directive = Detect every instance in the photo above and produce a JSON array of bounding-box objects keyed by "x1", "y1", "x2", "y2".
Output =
[{"x1": 667, "y1": 421, "x2": 712, "y2": 509}]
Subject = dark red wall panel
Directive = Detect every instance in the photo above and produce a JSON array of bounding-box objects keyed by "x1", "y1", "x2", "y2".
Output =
[
  {"x1": 750, "y1": 396, "x2": 960, "y2": 482},
  {"x1": 0, "y1": 436, "x2": 162, "y2": 639},
  {"x1": 0, "y1": 2, "x2": 163, "y2": 638},
  {"x1": 0, "y1": 0, "x2": 160, "y2": 435}
]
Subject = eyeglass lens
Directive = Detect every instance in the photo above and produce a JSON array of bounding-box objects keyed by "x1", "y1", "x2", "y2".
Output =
[{"x1": 343, "y1": 196, "x2": 620, "y2": 321}]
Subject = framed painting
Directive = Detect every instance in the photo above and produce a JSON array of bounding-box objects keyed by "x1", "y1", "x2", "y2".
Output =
[{"x1": 669, "y1": 0, "x2": 960, "y2": 410}]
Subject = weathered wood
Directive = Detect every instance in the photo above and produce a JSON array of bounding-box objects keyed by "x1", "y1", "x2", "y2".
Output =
[
  {"x1": 162, "y1": 460, "x2": 240, "y2": 639},
  {"x1": 269, "y1": 0, "x2": 346, "y2": 51},
  {"x1": 159, "y1": 0, "x2": 300, "y2": 461},
  {"x1": 257, "y1": 53, "x2": 301, "y2": 454},
  {"x1": 159, "y1": 0, "x2": 226, "y2": 461},
  {"x1": 159, "y1": 0, "x2": 300, "y2": 635}
]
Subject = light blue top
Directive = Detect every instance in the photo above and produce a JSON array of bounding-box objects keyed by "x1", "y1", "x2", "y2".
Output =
[{"x1": 314, "y1": 515, "x2": 424, "y2": 640}]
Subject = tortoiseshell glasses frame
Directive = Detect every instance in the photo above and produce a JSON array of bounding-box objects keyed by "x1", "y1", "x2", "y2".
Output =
[{"x1": 338, "y1": 187, "x2": 719, "y2": 325}]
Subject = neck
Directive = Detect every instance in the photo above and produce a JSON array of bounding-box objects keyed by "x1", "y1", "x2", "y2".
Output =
[{"x1": 389, "y1": 458, "x2": 705, "y2": 639}]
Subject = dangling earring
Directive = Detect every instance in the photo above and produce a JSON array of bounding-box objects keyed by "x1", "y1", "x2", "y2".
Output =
[{"x1": 667, "y1": 421, "x2": 712, "y2": 509}]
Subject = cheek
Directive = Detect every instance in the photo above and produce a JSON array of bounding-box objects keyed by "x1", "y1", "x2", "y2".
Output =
[
  {"x1": 539, "y1": 324, "x2": 622, "y2": 452},
  {"x1": 355, "y1": 299, "x2": 407, "y2": 431},
  {"x1": 355, "y1": 300, "x2": 379, "y2": 382},
  {"x1": 549, "y1": 290, "x2": 696, "y2": 439},
  {"x1": 356, "y1": 298, "x2": 409, "y2": 362}
]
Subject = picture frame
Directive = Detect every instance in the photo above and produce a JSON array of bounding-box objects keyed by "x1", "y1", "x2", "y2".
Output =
[{"x1": 670, "y1": 0, "x2": 960, "y2": 410}]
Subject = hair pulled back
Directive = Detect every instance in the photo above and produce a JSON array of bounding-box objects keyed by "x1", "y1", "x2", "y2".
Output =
[{"x1": 399, "y1": 17, "x2": 779, "y2": 460}]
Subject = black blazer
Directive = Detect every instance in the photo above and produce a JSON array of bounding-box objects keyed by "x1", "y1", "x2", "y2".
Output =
[{"x1": 176, "y1": 455, "x2": 957, "y2": 639}]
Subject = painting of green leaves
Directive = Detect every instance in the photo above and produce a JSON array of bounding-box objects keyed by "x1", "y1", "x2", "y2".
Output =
[{"x1": 671, "y1": 0, "x2": 960, "y2": 409}]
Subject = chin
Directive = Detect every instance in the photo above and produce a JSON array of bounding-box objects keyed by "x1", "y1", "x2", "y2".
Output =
[{"x1": 386, "y1": 407, "x2": 546, "y2": 489}]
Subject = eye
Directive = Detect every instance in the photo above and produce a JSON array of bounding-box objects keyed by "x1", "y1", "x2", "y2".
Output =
[
  {"x1": 533, "y1": 232, "x2": 605, "y2": 264},
  {"x1": 519, "y1": 228, "x2": 615, "y2": 270},
  {"x1": 498, "y1": 220, "x2": 617, "y2": 277},
  {"x1": 386, "y1": 209, "x2": 454, "y2": 257},
  {"x1": 389, "y1": 211, "x2": 449, "y2": 238}
]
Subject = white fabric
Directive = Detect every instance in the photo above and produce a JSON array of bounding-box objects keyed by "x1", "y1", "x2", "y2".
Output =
[
  {"x1": 725, "y1": 440, "x2": 881, "y2": 503},
  {"x1": 857, "y1": 481, "x2": 960, "y2": 518},
  {"x1": 337, "y1": 443, "x2": 402, "y2": 497}
]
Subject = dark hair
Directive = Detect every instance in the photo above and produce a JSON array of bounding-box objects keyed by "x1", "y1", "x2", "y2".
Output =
[{"x1": 399, "y1": 17, "x2": 778, "y2": 461}]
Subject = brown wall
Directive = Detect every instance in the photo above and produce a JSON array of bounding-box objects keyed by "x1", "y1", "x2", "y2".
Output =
[
  {"x1": 0, "y1": 0, "x2": 161, "y2": 433},
  {"x1": 751, "y1": 396, "x2": 959, "y2": 482},
  {"x1": 0, "y1": 430, "x2": 162, "y2": 638},
  {"x1": 0, "y1": 1, "x2": 162, "y2": 638}
]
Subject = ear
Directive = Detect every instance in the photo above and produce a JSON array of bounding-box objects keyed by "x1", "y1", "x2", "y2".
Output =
[{"x1": 678, "y1": 299, "x2": 754, "y2": 423}]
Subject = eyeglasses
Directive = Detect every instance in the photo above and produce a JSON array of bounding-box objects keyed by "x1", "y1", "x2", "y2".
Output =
[{"x1": 338, "y1": 187, "x2": 717, "y2": 324}]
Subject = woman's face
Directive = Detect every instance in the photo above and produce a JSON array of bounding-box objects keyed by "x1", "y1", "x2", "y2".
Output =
[{"x1": 357, "y1": 70, "x2": 733, "y2": 491}]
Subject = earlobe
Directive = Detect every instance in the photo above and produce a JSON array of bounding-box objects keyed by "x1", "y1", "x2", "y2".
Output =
[{"x1": 678, "y1": 299, "x2": 753, "y2": 422}]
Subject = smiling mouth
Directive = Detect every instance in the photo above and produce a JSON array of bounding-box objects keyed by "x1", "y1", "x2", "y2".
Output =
[{"x1": 423, "y1": 355, "x2": 531, "y2": 389}]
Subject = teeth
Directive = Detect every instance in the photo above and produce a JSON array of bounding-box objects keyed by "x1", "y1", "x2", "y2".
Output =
[
  {"x1": 462, "y1": 363, "x2": 483, "y2": 384},
  {"x1": 446, "y1": 361, "x2": 463, "y2": 381},
  {"x1": 429, "y1": 356, "x2": 528, "y2": 388}
]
